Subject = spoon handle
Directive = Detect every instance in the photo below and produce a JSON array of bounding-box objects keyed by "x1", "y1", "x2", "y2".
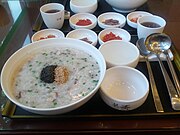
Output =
[
  {"x1": 157, "y1": 55, "x2": 180, "y2": 110},
  {"x1": 165, "y1": 53, "x2": 180, "y2": 95},
  {"x1": 145, "y1": 58, "x2": 164, "y2": 112}
]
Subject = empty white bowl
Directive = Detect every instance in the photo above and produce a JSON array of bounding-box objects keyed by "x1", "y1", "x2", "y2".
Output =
[
  {"x1": 98, "y1": 28, "x2": 131, "y2": 45},
  {"x1": 98, "y1": 12, "x2": 126, "y2": 29},
  {"x1": 99, "y1": 40, "x2": 140, "y2": 68},
  {"x1": 31, "y1": 29, "x2": 65, "y2": 42},
  {"x1": 100, "y1": 66, "x2": 149, "y2": 111},
  {"x1": 70, "y1": 0, "x2": 98, "y2": 13},
  {"x1": 66, "y1": 29, "x2": 97, "y2": 46},
  {"x1": 127, "y1": 11, "x2": 152, "y2": 28},
  {"x1": 69, "y1": 13, "x2": 97, "y2": 29},
  {"x1": 105, "y1": 0, "x2": 147, "y2": 13}
]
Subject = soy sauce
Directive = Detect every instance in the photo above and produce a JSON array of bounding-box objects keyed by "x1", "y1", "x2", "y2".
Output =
[
  {"x1": 45, "y1": 9, "x2": 60, "y2": 13},
  {"x1": 141, "y1": 22, "x2": 161, "y2": 28}
]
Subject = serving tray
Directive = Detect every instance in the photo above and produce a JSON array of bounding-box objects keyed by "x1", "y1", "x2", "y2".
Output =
[
  {"x1": 2, "y1": 0, "x2": 180, "y2": 119},
  {"x1": 2, "y1": 60, "x2": 180, "y2": 119}
]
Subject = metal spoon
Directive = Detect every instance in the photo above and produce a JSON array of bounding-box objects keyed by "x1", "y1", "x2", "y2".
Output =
[
  {"x1": 163, "y1": 45, "x2": 180, "y2": 96},
  {"x1": 145, "y1": 33, "x2": 180, "y2": 95},
  {"x1": 145, "y1": 33, "x2": 180, "y2": 110},
  {"x1": 136, "y1": 38, "x2": 164, "y2": 112}
]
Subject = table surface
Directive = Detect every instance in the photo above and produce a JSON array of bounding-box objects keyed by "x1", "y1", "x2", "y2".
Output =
[{"x1": 0, "y1": 0, "x2": 180, "y2": 134}]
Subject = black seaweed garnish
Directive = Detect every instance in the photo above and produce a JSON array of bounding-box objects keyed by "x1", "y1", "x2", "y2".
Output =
[{"x1": 40, "y1": 65, "x2": 57, "y2": 83}]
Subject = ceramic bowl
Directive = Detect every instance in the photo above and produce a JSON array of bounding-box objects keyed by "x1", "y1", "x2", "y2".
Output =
[
  {"x1": 100, "y1": 66, "x2": 149, "y2": 111},
  {"x1": 137, "y1": 15, "x2": 166, "y2": 39},
  {"x1": 31, "y1": 29, "x2": 65, "y2": 42},
  {"x1": 105, "y1": 0, "x2": 147, "y2": 13},
  {"x1": 70, "y1": 0, "x2": 98, "y2": 13},
  {"x1": 1, "y1": 38, "x2": 106, "y2": 115},
  {"x1": 99, "y1": 40, "x2": 140, "y2": 68},
  {"x1": 127, "y1": 11, "x2": 152, "y2": 28},
  {"x1": 98, "y1": 28, "x2": 131, "y2": 45},
  {"x1": 98, "y1": 12, "x2": 126, "y2": 29},
  {"x1": 69, "y1": 13, "x2": 97, "y2": 29},
  {"x1": 66, "y1": 29, "x2": 97, "y2": 46}
]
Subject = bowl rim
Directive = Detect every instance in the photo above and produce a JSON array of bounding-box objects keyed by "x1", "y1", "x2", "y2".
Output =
[
  {"x1": 100, "y1": 66, "x2": 149, "y2": 103},
  {"x1": 1, "y1": 38, "x2": 106, "y2": 113},
  {"x1": 31, "y1": 28, "x2": 65, "y2": 42},
  {"x1": 69, "y1": 13, "x2": 97, "y2": 29},
  {"x1": 137, "y1": 15, "x2": 166, "y2": 30},
  {"x1": 98, "y1": 28, "x2": 131, "y2": 45},
  {"x1": 40, "y1": 3, "x2": 64, "y2": 15},
  {"x1": 127, "y1": 11, "x2": 153, "y2": 28},
  {"x1": 99, "y1": 40, "x2": 139, "y2": 67},
  {"x1": 66, "y1": 29, "x2": 97, "y2": 46},
  {"x1": 97, "y1": 12, "x2": 126, "y2": 29}
]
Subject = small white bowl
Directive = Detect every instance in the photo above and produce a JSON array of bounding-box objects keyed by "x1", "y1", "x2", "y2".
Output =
[
  {"x1": 100, "y1": 66, "x2": 149, "y2": 111},
  {"x1": 66, "y1": 29, "x2": 97, "y2": 46},
  {"x1": 31, "y1": 29, "x2": 65, "y2": 42},
  {"x1": 98, "y1": 12, "x2": 126, "y2": 29},
  {"x1": 98, "y1": 28, "x2": 131, "y2": 45},
  {"x1": 127, "y1": 11, "x2": 152, "y2": 28},
  {"x1": 70, "y1": 0, "x2": 98, "y2": 13},
  {"x1": 69, "y1": 13, "x2": 97, "y2": 29},
  {"x1": 99, "y1": 40, "x2": 140, "y2": 68}
]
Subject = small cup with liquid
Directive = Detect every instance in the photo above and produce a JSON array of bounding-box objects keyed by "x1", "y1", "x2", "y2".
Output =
[
  {"x1": 137, "y1": 15, "x2": 166, "y2": 39},
  {"x1": 40, "y1": 3, "x2": 66, "y2": 29}
]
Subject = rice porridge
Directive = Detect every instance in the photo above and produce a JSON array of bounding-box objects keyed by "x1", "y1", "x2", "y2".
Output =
[{"x1": 14, "y1": 47, "x2": 100, "y2": 108}]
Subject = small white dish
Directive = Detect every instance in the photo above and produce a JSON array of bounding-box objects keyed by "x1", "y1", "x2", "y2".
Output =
[
  {"x1": 70, "y1": 0, "x2": 98, "y2": 13},
  {"x1": 66, "y1": 29, "x2": 97, "y2": 46},
  {"x1": 98, "y1": 28, "x2": 131, "y2": 45},
  {"x1": 31, "y1": 29, "x2": 65, "y2": 42},
  {"x1": 127, "y1": 11, "x2": 152, "y2": 28},
  {"x1": 100, "y1": 66, "x2": 149, "y2": 111},
  {"x1": 98, "y1": 12, "x2": 126, "y2": 29},
  {"x1": 69, "y1": 13, "x2": 97, "y2": 29},
  {"x1": 99, "y1": 40, "x2": 140, "y2": 68}
]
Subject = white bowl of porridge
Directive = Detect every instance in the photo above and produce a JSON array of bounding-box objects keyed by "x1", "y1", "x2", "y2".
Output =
[{"x1": 1, "y1": 38, "x2": 106, "y2": 115}]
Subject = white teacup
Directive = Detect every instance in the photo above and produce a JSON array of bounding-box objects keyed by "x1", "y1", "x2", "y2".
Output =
[
  {"x1": 40, "y1": 3, "x2": 65, "y2": 29},
  {"x1": 137, "y1": 15, "x2": 166, "y2": 39}
]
